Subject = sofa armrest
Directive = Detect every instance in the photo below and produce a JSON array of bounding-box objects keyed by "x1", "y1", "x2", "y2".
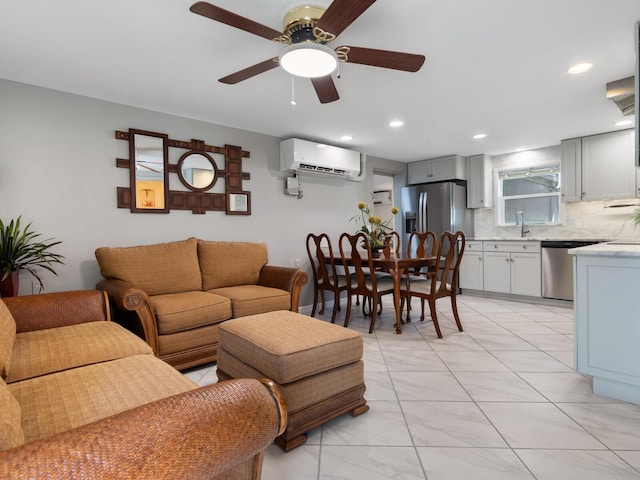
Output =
[
  {"x1": 2, "y1": 290, "x2": 111, "y2": 333},
  {"x1": 0, "y1": 378, "x2": 286, "y2": 480},
  {"x1": 96, "y1": 279, "x2": 159, "y2": 355},
  {"x1": 258, "y1": 265, "x2": 309, "y2": 313}
]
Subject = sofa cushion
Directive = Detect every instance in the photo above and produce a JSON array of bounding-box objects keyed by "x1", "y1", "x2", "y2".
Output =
[
  {"x1": 198, "y1": 240, "x2": 268, "y2": 290},
  {"x1": 208, "y1": 285, "x2": 290, "y2": 318},
  {"x1": 0, "y1": 301, "x2": 16, "y2": 379},
  {"x1": 151, "y1": 291, "x2": 232, "y2": 335},
  {"x1": 0, "y1": 378, "x2": 24, "y2": 450},
  {"x1": 9, "y1": 355, "x2": 196, "y2": 443},
  {"x1": 157, "y1": 323, "x2": 220, "y2": 357},
  {"x1": 95, "y1": 238, "x2": 202, "y2": 296},
  {"x1": 7, "y1": 322, "x2": 153, "y2": 384}
]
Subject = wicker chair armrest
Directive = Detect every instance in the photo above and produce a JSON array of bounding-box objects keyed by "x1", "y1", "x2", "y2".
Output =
[
  {"x1": 96, "y1": 279, "x2": 159, "y2": 354},
  {"x1": 0, "y1": 379, "x2": 286, "y2": 480},
  {"x1": 258, "y1": 265, "x2": 309, "y2": 312},
  {"x1": 2, "y1": 290, "x2": 111, "y2": 333}
]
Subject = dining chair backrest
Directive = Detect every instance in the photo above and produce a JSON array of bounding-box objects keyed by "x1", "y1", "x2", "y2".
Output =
[
  {"x1": 339, "y1": 232, "x2": 377, "y2": 297},
  {"x1": 407, "y1": 230, "x2": 437, "y2": 276},
  {"x1": 306, "y1": 233, "x2": 340, "y2": 290},
  {"x1": 432, "y1": 230, "x2": 466, "y2": 297},
  {"x1": 383, "y1": 231, "x2": 401, "y2": 257},
  {"x1": 407, "y1": 231, "x2": 437, "y2": 258}
]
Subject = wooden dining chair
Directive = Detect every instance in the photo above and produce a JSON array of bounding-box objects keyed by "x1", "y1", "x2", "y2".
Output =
[
  {"x1": 404, "y1": 230, "x2": 437, "y2": 320},
  {"x1": 382, "y1": 230, "x2": 401, "y2": 257},
  {"x1": 339, "y1": 232, "x2": 395, "y2": 334},
  {"x1": 405, "y1": 231, "x2": 466, "y2": 338},
  {"x1": 306, "y1": 233, "x2": 349, "y2": 323}
]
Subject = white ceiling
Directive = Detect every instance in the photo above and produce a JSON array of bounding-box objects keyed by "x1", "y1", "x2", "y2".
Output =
[{"x1": 2, "y1": 0, "x2": 639, "y2": 162}]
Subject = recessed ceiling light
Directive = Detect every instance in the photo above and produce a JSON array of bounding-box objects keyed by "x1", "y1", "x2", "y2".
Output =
[
  {"x1": 567, "y1": 62, "x2": 593, "y2": 74},
  {"x1": 615, "y1": 119, "x2": 633, "y2": 127},
  {"x1": 473, "y1": 133, "x2": 487, "y2": 140},
  {"x1": 340, "y1": 135, "x2": 353, "y2": 141},
  {"x1": 389, "y1": 120, "x2": 404, "y2": 128}
]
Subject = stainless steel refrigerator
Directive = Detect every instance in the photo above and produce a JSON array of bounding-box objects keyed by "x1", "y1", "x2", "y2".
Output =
[{"x1": 401, "y1": 181, "x2": 474, "y2": 252}]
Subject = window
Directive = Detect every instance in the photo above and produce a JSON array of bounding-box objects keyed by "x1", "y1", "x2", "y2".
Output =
[{"x1": 497, "y1": 165, "x2": 561, "y2": 225}]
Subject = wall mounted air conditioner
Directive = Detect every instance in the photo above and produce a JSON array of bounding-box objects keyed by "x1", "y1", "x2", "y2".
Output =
[{"x1": 280, "y1": 138, "x2": 361, "y2": 179}]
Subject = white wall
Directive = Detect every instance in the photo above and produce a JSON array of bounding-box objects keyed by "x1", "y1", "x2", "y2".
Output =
[
  {"x1": 473, "y1": 145, "x2": 640, "y2": 240},
  {"x1": 0, "y1": 79, "x2": 407, "y2": 304}
]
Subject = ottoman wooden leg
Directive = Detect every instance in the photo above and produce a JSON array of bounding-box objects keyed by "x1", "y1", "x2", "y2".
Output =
[
  {"x1": 350, "y1": 404, "x2": 370, "y2": 417},
  {"x1": 274, "y1": 433, "x2": 308, "y2": 452}
]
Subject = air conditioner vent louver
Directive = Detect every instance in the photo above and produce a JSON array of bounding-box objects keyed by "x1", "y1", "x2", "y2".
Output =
[{"x1": 280, "y1": 138, "x2": 361, "y2": 179}]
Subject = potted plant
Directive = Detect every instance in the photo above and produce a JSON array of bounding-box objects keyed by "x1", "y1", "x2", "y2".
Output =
[
  {"x1": 0, "y1": 216, "x2": 64, "y2": 297},
  {"x1": 350, "y1": 199, "x2": 398, "y2": 256}
]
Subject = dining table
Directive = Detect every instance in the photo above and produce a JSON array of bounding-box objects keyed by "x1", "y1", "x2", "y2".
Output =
[{"x1": 331, "y1": 250, "x2": 435, "y2": 334}]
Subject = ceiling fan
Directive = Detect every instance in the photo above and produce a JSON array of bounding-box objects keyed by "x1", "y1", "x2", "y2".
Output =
[{"x1": 189, "y1": 0, "x2": 426, "y2": 104}]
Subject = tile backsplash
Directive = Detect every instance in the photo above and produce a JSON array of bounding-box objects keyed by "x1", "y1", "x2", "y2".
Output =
[{"x1": 473, "y1": 199, "x2": 640, "y2": 240}]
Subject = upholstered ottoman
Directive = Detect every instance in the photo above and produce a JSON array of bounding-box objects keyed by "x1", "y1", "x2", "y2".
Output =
[{"x1": 216, "y1": 310, "x2": 368, "y2": 451}]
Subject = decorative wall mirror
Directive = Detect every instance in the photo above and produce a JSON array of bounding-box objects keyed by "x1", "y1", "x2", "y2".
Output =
[
  {"x1": 130, "y1": 130, "x2": 169, "y2": 213},
  {"x1": 115, "y1": 129, "x2": 251, "y2": 215},
  {"x1": 177, "y1": 151, "x2": 217, "y2": 191}
]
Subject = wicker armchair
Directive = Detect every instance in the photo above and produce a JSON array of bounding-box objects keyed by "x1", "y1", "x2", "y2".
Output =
[{"x1": 0, "y1": 378, "x2": 286, "y2": 480}]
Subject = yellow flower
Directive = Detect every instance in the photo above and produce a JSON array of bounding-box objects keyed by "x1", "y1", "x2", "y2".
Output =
[{"x1": 350, "y1": 196, "x2": 399, "y2": 248}]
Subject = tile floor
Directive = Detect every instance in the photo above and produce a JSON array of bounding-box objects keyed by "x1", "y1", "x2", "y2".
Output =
[{"x1": 184, "y1": 295, "x2": 640, "y2": 479}]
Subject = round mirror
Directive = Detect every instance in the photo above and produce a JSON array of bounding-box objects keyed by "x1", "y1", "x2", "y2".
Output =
[{"x1": 177, "y1": 151, "x2": 217, "y2": 192}]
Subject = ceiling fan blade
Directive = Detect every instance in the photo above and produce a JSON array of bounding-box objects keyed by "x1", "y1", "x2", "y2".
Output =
[
  {"x1": 311, "y1": 76, "x2": 340, "y2": 104},
  {"x1": 219, "y1": 58, "x2": 279, "y2": 84},
  {"x1": 190, "y1": 2, "x2": 284, "y2": 41},
  {"x1": 315, "y1": 0, "x2": 377, "y2": 38},
  {"x1": 339, "y1": 46, "x2": 425, "y2": 72}
]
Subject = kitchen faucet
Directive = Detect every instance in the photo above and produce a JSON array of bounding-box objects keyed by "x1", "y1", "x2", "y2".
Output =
[{"x1": 517, "y1": 211, "x2": 530, "y2": 237}]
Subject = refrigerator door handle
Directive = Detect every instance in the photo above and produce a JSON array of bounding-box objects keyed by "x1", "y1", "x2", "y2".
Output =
[{"x1": 418, "y1": 192, "x2": 427, "y2": 232}]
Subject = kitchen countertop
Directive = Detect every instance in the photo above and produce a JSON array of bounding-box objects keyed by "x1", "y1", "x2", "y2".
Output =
[
  {"x1": 469, "y1": 237, "x2": 609, "y2": 242},
  {"x1": 568, "y1": 242, "x2": 640, "y2": 256}
]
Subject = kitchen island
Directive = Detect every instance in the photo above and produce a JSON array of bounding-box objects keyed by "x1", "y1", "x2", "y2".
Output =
[{"x1": 569, "y1": 242, "x2": 640, "y2": 404}]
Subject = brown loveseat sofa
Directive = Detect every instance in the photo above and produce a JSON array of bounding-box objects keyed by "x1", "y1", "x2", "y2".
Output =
[
  {"x1": 0, "y1": 290, "x2": 286, "y2": 479},
  {"x1": 95, "y1": 238, "x2": 308, "y2": 370}
]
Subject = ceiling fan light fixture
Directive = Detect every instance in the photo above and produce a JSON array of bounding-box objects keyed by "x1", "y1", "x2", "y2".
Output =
[{"x1": 279, "y1": 43, "x2": 338, "y2": 78}]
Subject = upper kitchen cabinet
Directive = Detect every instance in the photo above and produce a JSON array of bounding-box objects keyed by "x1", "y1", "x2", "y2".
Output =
[
  {"x1": 407, "y1": 155, "x2": 465, "y2": 185},
  {"x1": 466, "y1": 154, "x2": 493, "y2": 208},
  {"x1": 560, "y1": 138, "x2": 581, "y2": 202},
  {"x1": 561, "y1": 129, "x2": 636, "y2": 202}
]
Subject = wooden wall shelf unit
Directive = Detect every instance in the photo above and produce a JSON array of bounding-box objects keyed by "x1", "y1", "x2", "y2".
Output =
[{"x1": 115, "y1": 129, "x2": 251, "y2": 215}]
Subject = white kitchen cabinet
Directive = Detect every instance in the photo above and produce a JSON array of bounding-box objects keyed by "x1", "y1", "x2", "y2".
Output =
[
  {"x1": 582, "y1": 129, "x2": 635, "y2": 200},
  {"x1": 572, "y1": 245, "x2": 640, "y2": 404},
  {"x1": 483, "y1": 241, "x2": 541, "y2": 297},
  {"x1": 510, "y1": 251, "x2": 542, "y2": 296},
  {"x1": 408, "y1": 155, "x2": 465, "y2": 184},
  {"x1": 561, "y1": 129, "x2": 635, "y2": 202},
  {"x1": 560, "y1": 138, "x2": 581, "y2": 202},
  {"x1": 483, "y1": 251, "x2": 511, "y2": 293},
  {"x1": 459, "y1": 241, "x2": 483, "y2": 290},
  {"x1": 466, "y1": 154, "x2": 493, "y2": 208}
]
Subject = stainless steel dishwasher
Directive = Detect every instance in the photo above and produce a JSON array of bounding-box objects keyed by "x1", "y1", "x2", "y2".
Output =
[{"x1": 541, "y1": 240, "x2": 600, "y2": 301}]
